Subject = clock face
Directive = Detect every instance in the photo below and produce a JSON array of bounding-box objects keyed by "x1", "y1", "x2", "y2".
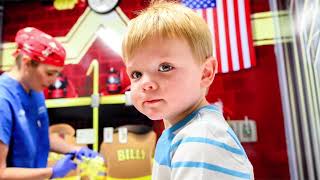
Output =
[{"x1": 88, "y1": 0, "x2": 120, "y2": 14}]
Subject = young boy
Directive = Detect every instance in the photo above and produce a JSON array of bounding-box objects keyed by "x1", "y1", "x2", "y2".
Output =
[{"x1": 121, "y1": 1, "x2": 254, "y2": 179}]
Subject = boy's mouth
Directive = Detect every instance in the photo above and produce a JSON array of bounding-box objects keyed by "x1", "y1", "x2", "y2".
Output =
[{"x1": 144, "y1": 99, "x2": 162, "y2": 105}]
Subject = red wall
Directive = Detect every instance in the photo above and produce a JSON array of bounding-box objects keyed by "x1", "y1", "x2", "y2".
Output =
[
  {"x1": 207, "y1": 45, "x2": 289, "y2": 179},
  {"x1": 1, "y1": 0, "x2": 290, "y2": 179}
]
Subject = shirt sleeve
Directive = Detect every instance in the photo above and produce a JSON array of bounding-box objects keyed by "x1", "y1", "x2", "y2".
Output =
[{"x1": 0, "y1": 98, "x2": 13, "y2": 145}]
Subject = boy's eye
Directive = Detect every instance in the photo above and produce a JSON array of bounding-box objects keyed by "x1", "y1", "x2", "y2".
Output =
[
  {"x1": 159, "y1": 63, "x2": 173, "y2": 72},
  {"x1": 131, "y1": 71, "x2": 142, "y2": 79}
]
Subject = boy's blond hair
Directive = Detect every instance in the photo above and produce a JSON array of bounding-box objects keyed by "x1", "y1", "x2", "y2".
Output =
[{"x1": 122, "y1": 0, "x2": 213, "y2": 64}]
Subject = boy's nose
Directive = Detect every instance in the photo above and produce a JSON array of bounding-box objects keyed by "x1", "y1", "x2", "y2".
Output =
[{"x1": 142, "y1": 81, "x2": 158, "y2": 91}]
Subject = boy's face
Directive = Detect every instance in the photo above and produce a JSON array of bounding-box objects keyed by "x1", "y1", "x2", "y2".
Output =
[{"x1": 126, "y1": 37, "x2": 209, "y2": 123}]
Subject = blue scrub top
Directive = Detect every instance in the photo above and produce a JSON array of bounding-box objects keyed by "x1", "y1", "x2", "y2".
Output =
[{"x1": 0, "y1": 73, "x2": 50, "y2": 168}]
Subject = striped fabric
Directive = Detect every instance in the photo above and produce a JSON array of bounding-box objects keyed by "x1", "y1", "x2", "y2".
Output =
[
  {"x1": 152, "y1": 105, "x2": 254, "y2": 180},
  {"x1": 182, "y1": 0, "x2": 256, "y2": 73}
]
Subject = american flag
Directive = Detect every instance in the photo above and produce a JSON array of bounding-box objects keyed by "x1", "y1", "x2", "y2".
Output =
[{"x1": 182, "y1": 0, "x2": 256, "y2": 73}]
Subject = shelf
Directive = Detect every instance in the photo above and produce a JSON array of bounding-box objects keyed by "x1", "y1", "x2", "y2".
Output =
[
  {"x1": 100, "y1": 94, "x2": 126, "y2": 105},
  {"x1": 46, "y1": 94, "x2": 126, "y2": 108}
]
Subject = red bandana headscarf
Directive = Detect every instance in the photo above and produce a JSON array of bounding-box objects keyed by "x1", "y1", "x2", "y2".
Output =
[{"x1": 14, "y1": 27, "x2": 66, "y2": 67}]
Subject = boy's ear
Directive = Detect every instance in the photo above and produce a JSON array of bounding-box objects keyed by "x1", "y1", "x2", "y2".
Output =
[{"x1": 200, "y1": 57, "x2": 217, "y2": 88}]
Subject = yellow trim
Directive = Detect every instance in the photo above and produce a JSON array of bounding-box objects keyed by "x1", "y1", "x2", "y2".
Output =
[
  {"x1": 100, "y1": 94, "x2": 126, "y2": 104},
  {"x1": 86, "y1": 59, "x2": 99, "y2": 95},
  {"x1": 254, "y1": 37, "x2": 293, "y2": 46},
  {"x1": 251, "y1": 10, "x2": 288, "y2": 19},
  {"x1": 45, "y1": 94, "x2": 126, "y2": 108},
  {"x1": 251, "y1": 10, "x2": 292, "y2": 45},
  {"x1": 107, "y1": 175, "x2": 151, "y2": 180},
  {"x1": 45, "y1": 97, "x2": 91, "y2": 108},
  {"x1": 53, "y1": 0, "x2": 78, "y2": 10},
  {"x1": 52, "y1": 176, "x2": 80, "y2": 180},
  {"x1": 115, "y1": 7, "x2": 129, "y2": 25},
  {"x1": 86, "y1": 59, "x2": 100, "y2": 151}
]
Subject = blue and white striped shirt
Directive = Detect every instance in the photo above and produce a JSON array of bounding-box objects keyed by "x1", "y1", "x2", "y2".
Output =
[{"x1": 152, "y1": 105, "x2": 254, "y2": 180}]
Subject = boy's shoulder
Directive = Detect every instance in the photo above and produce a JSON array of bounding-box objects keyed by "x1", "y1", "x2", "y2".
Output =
[
  {"x1": 174, "y1": 107, "x2": 229, "y2": 139},
  {"x1": 169, "y1": 107, "x2": 253, "y2": 176}
]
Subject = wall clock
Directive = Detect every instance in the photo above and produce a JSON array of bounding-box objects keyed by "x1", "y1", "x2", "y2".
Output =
[{"x1": 88, "y1": 0, "x2": 121, "y2": 14}]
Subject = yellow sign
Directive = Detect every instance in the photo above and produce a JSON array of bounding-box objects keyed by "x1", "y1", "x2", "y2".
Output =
[
  {"x1": 54, "y1": 0, "x2": 78, "y2": 10},
  {"x1": 117, "y1": 149, "x2": 146, "y2": 161}
]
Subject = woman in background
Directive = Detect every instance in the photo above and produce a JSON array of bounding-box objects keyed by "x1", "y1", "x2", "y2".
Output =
[{"x1": 0, "y1": 27, "x2": 98, "y2": 179}]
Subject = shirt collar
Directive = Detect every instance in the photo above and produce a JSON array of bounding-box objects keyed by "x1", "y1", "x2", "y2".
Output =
[{"x1": 165, "y1": 105, "x2": 221, "y2": 135}]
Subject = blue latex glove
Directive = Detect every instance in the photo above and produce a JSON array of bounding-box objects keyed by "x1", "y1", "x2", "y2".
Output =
[
  {"x1": 76, "y1": 147, "x2": 99, "y2": 160},
  {"x1": 51, "y1": 153, "x2": 77, "y2": 179}
]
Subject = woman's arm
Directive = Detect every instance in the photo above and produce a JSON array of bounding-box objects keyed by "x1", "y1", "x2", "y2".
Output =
[
  {"x1": 49, "y1": 133, "x2": 81, "y2": 154},
  {"x1": 49, "y1": 133, "x2": 99, "y2": 160},
  {"x1": 0, "y1": 141, "x2": 53, "y2": 180}
]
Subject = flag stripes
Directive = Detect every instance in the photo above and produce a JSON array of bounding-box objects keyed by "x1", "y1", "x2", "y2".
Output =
[{"x1": 184, "y1": 0, "x2": 256, "y2": 73}]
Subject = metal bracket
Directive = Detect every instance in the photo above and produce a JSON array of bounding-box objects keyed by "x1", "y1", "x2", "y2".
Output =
[{"x1": 91, "y1": 94, "x2": 100, "y2": 108}]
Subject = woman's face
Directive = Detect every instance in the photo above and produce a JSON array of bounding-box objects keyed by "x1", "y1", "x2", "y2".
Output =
[{"x1": 24, "y1": 61, "x2": 63, "y2": 92}]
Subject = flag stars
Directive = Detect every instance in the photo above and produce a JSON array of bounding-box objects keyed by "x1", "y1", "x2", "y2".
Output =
[{"x1": 183, "y1": 0, "x2": 215, "y2": 9}]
